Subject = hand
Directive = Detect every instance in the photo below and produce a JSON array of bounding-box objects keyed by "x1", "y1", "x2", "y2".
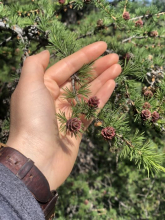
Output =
[{"x1": 6, "y1": 42, "x2": 121, "y2": 190}]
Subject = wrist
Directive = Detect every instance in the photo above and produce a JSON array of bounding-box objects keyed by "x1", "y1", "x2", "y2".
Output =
[{"x1": 6, "y1": 136, "x2": 55, "y2": 190}]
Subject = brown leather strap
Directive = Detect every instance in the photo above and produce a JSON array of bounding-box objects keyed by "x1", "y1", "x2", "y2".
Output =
[{"x1": 0, "y1": 145, "x2": 58, "y2": 220}]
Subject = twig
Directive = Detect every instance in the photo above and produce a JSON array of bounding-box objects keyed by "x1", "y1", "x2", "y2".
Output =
[
  {"x1": 114, "y1": 197, "x2": 129, "y2": 208},
  {"x1": 105, "y1": 49, "x2": 115, "y2": 54},
  {"x1": 123, "y1": 80, "x2": 140, "y2": 114},
  {"x1": 76, "y1": 31, "x2": 93, "y2": 40},
  {"x1": 30, "y1": 41, "x2": 49, "y2": 55},
  {"x1": 144, "y1": 179, "x2": 155, "y2": 198},
  {"x1": 50, "y1": 51, "x2": 58, "y2": 59},
  {"x1": 123, "y1": 35, "x2": 165, "y2": 43},
  {"x1": 0, "y1": 36, "x2": 12, "y2": 46},
  {"x1": 123, "y1": 0, "x2": 128, "y2": 14},
  {"x1": 116, "y1": 134, "x2": 134, "y2": 148},
  {"x1": 116, "y1": 152, "x2": 119, "y2": 170},
  {"x1": 122, "y1": 35, "x2": 148, "y2": 43},
  {"x1": 71, "y1": 74, "x2": 80, "y2": 104},
  {"x1": 156, "y1": 98, "x2": 165, "y2": 112},
  {"x1": 77, "y1": 23, "x2": 116, "y2": 40},
  {"x1": 130, "y1": 12, "x2": 165, "y2": 21}
]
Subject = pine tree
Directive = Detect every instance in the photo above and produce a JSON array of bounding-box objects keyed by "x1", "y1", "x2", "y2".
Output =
[{"x1": 1, "y1": 0, "x2": 165, "y2": 219}]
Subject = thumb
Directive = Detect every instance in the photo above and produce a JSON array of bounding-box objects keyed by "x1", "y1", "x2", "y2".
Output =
[{"x1": 19, "y1": 50, "x2": 50, "y2": 84}]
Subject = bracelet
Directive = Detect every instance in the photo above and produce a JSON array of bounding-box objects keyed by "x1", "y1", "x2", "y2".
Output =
[{"x1": 0, "y1": 145, "x2": 58, "y2": 220}]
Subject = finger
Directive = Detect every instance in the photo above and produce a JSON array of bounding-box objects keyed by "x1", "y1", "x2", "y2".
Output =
[
  {"x1": 59, "y1": 63, "x2": 121, "y2": 100},
  {"x1": 88, "y1": 64, "x2": 121, "y2": 97},
  {"x1": 92, "y1": 53, "x2": 119, "y2": 79},
  {"x1": 96, "y1": 79, "x2": 116, "y2": 109},
  {"x1": 59, "y1": 53, "x2": 119, "y2": 90},
  {"x1": 19, "y1": 50, "x2": 50, "y2": 85},
  {"x1": 44, "y1": 41, "x2": 107, "y2": 86}
]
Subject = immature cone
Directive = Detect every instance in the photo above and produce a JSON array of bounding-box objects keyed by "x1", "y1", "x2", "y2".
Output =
[
  {"x1": 101, "y1": 127, "x2": 116, "y2": 140},
  {"x1": 124, "y1": 53, "x2": 131, "y2": 61},
  {"x1": 88, "y1": 96, "x2": 100, "y2": 108},
  {"x1": 66, "y1": 118, "x2": 81, "y2": 132},
  {"x1": 141, "y1": 109, "x2": 151, "y2": 121},
  {"x1": 144, "y1": 90, "x2": 153, "y2": 98},
  {"x1": 150, "y1": 31, "x2": 158, "y2": 37},
  {"x1": 58, "y1": 0, "x2": 65, "y2": 4},
  {"x1": 143, "y1": 102, "x2": 151, "y2": 109},
  {"x1": 135, "y1": 19, "x2": 143, "y2": 27},
  {"x1": 152, "y1": 111, "x2": 160, "y2": 122},
  {"x1": 123, "y1": 12, "x2": 130, "y2": 20}
]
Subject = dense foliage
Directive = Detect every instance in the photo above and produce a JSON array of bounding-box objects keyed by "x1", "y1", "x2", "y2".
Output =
[{"x1": 1, "y1": 0, "x2": 165, "y2": 219}]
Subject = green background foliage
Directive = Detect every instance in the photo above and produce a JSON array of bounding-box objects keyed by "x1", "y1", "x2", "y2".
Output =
[{"x1": 1, "y1": 0, "x2": 165, "y2": 219}]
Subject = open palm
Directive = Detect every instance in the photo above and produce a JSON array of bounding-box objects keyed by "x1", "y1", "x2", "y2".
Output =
[{"x1": 7, "y1": 42, "x2": 121, "y2": 190}]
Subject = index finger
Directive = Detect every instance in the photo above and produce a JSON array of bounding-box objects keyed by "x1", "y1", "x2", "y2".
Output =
[{"x1": 44, "y1": 41, "x2": 107, "y2": 86}]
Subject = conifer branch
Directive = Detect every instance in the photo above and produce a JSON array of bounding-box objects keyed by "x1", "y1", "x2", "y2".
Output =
[
  {"x1": 130, "y1": 12, "x2": 165, "y2": 21},
  {"x1": 123, "y1": 80, "x2": 140, "y2": 114},
  {"x1": 95, "y1": 0, "x2": 116, "y2": 20},
  {"x1": 77, "y1": 23, "x2": 115, "y2": 40}
]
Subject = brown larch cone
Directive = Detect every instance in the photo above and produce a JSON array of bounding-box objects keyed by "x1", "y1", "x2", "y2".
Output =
[
  {"x1": 152, "y1": 111, "x2": 160, "y2": 122},
  {"x1": 150, "y1": 31, "x2": 158, "y2": 37},
  {"x1": 143, "y1": 102, "x2": 151, "y2": 109},
  {"x1": 123, "y1": 12, "x2": 130, "y2": 20},
  {"x1": 144, "y1": 90, "x2": 153, "y2": 98},
  {"x1": 141, "y1": 109, "x2": 151, "y2": 121},
  {"x1": 124, "y1": 53, "x2": 131, "y2": 61},
  {"x1": 66, "y1": 118, "x2": 81, "y2": 132},
  {"x1": 135, "y1": 19, "x2": 143, "y2": 27},
  {"x1": 101, "y1": 127, "x2": 116, "y2": 140},
  {"x1": 88, "y1": 96, "x2": 100, "y2": 108}
]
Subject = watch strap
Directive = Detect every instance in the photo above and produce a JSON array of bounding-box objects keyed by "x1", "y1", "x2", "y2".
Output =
[{"x1": 0, "y1": 145, "x2": 58, "y2": 220}]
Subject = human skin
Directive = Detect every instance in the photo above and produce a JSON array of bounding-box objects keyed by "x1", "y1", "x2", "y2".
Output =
[{"x1": 6, "y1": 41, "x2": 121, "y2": 190}]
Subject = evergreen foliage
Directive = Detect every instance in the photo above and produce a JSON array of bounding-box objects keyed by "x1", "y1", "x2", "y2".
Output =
[{"x1": 1, "y1": 0, "x2": 165, "y2": 219}]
